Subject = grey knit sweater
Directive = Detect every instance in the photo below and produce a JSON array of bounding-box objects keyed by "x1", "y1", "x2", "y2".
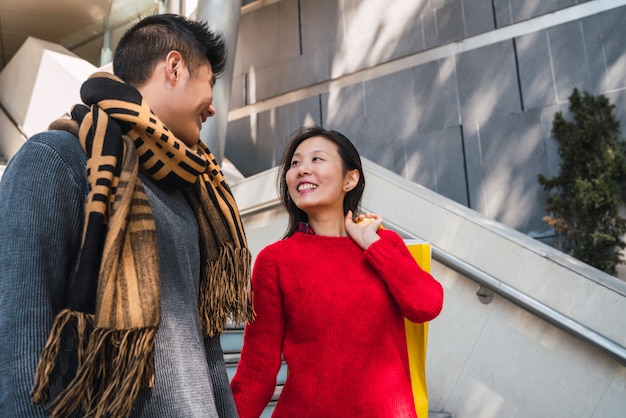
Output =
[{"x1": 0, "y1": 130, "x2": 238, "y2": 417}]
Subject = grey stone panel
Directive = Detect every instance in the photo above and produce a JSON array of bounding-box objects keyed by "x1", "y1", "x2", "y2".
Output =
[
  {"x1": 363, "y1": 136, "x2": 407, "y2": 178},
  {"x1": 362, "y1": 69, "x2": 419, "y2": 149},
  {"x1": 516, "y1": 30, "x2": 557, "y2": 110},
  {"x1": 460, "y1": 121, "x2": 485, "y2": 211},
  {"x1": 421, "y1": 7, "x2": 440, "y2": 50},
  {"x1": 233, "y1": 3, "x2": 282, "y2": 76},
  {"x1": 360, "y1": 69, "x2": 417, "y2": 174},
  {"x1": 247, "y1": 62, "x2": 285, "y2": 103},
  {"x1": 321, "y1": 84, "x2": 367, "y2": 148},
  {"x1": 225, "y1": 97, "x2": 323, "y2": 177},
  {"x1": 537, "y1": 102, "x2": 568, "y2": 183},
  {"x1": 596, "y1": 7, "x2": 626, "y2": 92},
  {"x1": 548, "y1": 20, "x2": 593, "y2": 103},
  {"x1": 510, "y1": 0, "x2": 578, "y2": 23},
  {"x1": 278, "y1": 0, "x2": 301, "y2": 60},
  {"x1": 229, "y1": 74, "x2": 246, "y2": 110},
  {"x1": 300, "y1": 0, "x2": 343, "y2": 52},
  {"x1": 256, "y1": 110, "x2": 281, "y2": 172},
  {"x1": 463, "y1": 0, "x2": 497, "y2": 37},
  {"x1": 604, "y1": 91, "x2": 626, "y2": 135},
  {"x1": 297, "y1": 0, "x2": 340, "y2": 84},
  {"x1": 321, "y1": 81, "x2": 404, "y2": 174},
  {"x1": 386, "y1": 13, "x2": 428, "y2": 62},
  {"x1": 580, "y1": 14, "x2": 606, "y2": 96},
  {"x1": 493, "y1": 0, "x2": 578, "y2": 27},
  {"x1": 414, "y1": 57, "x2": 461, "y2": 134},
  {"x1": 233, "y1": 1, "x2": 303, "y2": 102},
  {"x1": 280, "y1": 49, "x2": 331, "y2": 95},
  {"x1": 224, "y1": 109, "x2": 278, "y2": 177},
  {"x1": 341, "y1": 3, "x2": 427, "y2": 74},
  {"x1": 429, "y1": 0, "x2": 444, "y2": 8},
  {"x1": 492, "y1": 0, "x2": 513, "y2": 27},
  {"x1": 456, "y1": 40, "x2": 521, "y2": 124},
  {"x1": 470, "y1": 108, "x2": 552, "y2": 234},
  {"x1": 436, "y1": 0, "x2": 464, "y2": 44},
  {"x1": 347, "y1": 11, "x2": 428, "y2": 66},
  {"x1": 225, "y1": 116, "x2": 256, "y2": 177},
  {"x1": 404, "y1": 126, "x2": 468, "y2": 206},
  {"x1": 272, "y1": 96, "x2": 323, "y2": 164}
]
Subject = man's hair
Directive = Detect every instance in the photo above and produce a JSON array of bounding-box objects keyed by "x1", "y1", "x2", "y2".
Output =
[{"x1": 113, "y1": 13, "x2": 227, "y2": 86}]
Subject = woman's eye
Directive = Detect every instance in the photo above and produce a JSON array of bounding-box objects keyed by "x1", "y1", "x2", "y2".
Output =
[{"x1": 291, "y1": 160, "x2": 300, "y2": 167}]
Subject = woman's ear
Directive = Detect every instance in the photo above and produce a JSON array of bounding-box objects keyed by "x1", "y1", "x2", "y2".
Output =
[{"x1": 343, "y1": 169, "x2": 360, "y2": 192}]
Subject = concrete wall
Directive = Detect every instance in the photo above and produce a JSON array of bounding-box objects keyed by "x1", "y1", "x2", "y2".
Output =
[
  {"x1": 0, "y1": 37, "x2": 97, "y2": 161},
  {"x1": 225, "y1": 0, "x2": 626, "y2": 244}
]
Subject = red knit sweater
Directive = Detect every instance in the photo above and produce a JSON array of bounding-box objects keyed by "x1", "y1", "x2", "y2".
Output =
[{"x1": 231, "y1": 229, "x2": 444, "y2": 418}]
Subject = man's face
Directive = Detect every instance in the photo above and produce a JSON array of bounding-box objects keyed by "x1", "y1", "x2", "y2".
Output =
[{"x1": 161, "y1": 61, "x2": 216, "y2": 147}]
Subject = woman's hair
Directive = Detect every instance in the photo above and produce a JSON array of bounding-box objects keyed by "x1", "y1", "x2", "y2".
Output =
[
  {"x1": 113, "y1": 13, "x2": 227, "y2": 86},
  {"x1": 278, "y1": 126, "x2": 365, "y2": 238}
]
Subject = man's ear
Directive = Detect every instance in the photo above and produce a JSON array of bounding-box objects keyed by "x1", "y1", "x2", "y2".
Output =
[{"x1": 165, "y1": 51, "x2": 183, "y2": 84}]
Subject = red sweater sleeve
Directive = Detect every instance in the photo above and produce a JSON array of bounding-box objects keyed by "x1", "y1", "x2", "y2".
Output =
[
  {"x1": 231, "y1": 246, "x2": 285, "y2": 418},
  {"x1": 364, "y1": 229, "x2": 444, "y2": 323}
]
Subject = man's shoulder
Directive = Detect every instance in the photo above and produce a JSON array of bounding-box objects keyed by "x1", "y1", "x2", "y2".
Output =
[
  {"x1": 28, "y1": 129, "x2": 81, "y2": 152},
  {"x1": 3, "y1": 129, "x2": 86, "y2": 184},
  {"x1": 21, "y1": 129, "x2": 85, "y2": 167}
]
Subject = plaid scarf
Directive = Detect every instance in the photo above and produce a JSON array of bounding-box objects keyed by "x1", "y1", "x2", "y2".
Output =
[{"x1": 31, "y1": 72, "x2": 253, "y2": 417}]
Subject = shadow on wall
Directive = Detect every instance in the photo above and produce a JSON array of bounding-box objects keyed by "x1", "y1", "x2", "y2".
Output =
[{"x1": 225, "y1": 0, "x2": 626, "y2": 270}]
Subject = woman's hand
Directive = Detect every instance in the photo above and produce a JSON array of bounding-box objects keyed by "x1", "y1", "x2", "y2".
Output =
[{"x1": 345, "y1": 210, "x2": 382, "y2": 250}]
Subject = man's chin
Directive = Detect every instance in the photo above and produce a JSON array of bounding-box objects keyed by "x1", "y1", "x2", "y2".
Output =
[{"x1": 178, "y1": 132, "x2": 200, "y2": 147}]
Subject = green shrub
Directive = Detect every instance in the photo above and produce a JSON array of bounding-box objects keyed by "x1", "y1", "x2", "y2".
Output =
[{"x1": 538, "y1": 88, "x2": 626, "y2": 275}]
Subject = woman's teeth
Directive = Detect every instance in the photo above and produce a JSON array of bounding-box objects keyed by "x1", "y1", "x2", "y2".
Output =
[{"x1": 297, "y1": 183, "x2": 317, "y2": 191}]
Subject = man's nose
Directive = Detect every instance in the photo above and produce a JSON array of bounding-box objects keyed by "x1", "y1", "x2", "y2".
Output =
[{"x1": 207, "y1": 104, "x2": 216, "y2": 117}]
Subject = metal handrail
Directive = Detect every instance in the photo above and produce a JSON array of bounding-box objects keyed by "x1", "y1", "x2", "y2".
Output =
[
  {"x1": 431, "y1": 246, "x2": 626, "y2": 367},
  {"x1": 378, "y1": 218, "x2": 626, "y2": 367}
]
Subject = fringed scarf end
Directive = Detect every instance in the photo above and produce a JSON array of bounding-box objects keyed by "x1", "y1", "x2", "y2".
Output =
[
  {"x1": 31, "y1": 309, "x2": 93, "y2": 406},
  {"x1": 199, "y1": 243, "x2": 254, "y2": 337},
  {"x1": 33, "y1": 322, "x2": 157, "y2": 418}
]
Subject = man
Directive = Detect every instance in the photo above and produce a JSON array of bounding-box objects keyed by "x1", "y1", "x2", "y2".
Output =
[{"x1": 0, "y1": 14, "x2": 252, "y2": 417}]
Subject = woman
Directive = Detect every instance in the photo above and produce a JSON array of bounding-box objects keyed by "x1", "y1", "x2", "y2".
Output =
[{"x1": 231, "y1": 126, "x2": 444, "y2": 417}]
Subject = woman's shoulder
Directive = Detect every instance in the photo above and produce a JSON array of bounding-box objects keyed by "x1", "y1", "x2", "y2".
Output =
[
  {"x1": 257, "y1": 234, "x2": 296, "y2": 256},
  {"x1": 255, "y1": 232, "x2": 318, "y2": 261}
]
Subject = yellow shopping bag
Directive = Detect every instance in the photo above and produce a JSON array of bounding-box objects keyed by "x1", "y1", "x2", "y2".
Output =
[{"x1": 404, "y1": 240, "x2": 431, "y2": 418}]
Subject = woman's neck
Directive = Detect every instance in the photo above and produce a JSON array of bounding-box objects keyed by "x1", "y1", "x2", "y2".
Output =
[{"x1": 307, "y1": 213, "x2": 347, "y2": 237}]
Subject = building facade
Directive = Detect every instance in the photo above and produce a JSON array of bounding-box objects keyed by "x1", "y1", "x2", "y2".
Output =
[{"x1": 226, "y1": 0, "x2": 626, "y2": 245}]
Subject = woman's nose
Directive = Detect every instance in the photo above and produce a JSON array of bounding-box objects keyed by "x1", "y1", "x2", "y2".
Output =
[{"x1": 297, "y1": 162, "x2": 310, "y2": 175}]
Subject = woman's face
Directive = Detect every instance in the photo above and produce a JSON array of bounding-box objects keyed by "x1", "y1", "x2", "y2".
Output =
[{"x1": 285, "y1": 136, "x2": 356, "y2": 217}]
